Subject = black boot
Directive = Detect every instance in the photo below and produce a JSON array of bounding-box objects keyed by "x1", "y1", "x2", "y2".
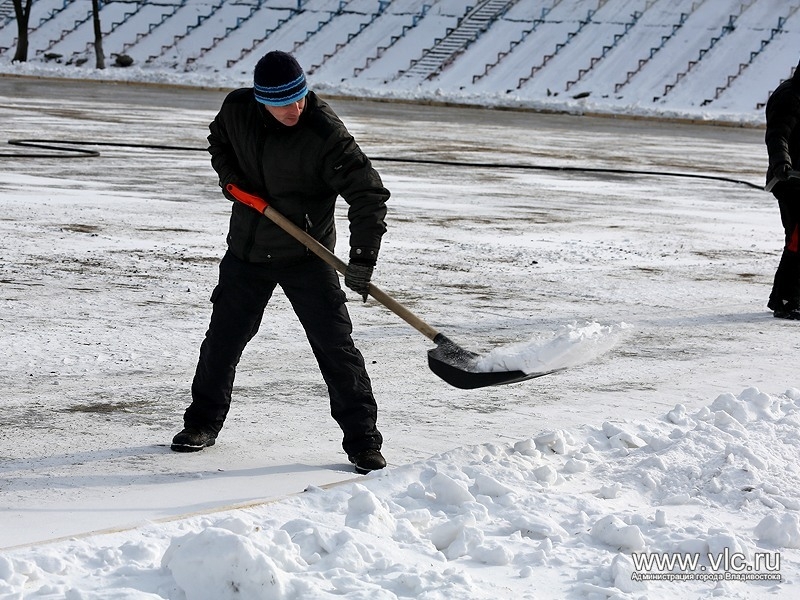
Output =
[
  {"x1": 773, "y1": 306, "x2": 800, "y2": 320},
  {"x1": 348, "y1": 449, "x2": 386, "y2": 474},
  {"x1": 171, "y1": 427, "x2": 217, "y2": 452},
  {"x1": 768, "y1": 296, "x2": 800, "y2": 319}
]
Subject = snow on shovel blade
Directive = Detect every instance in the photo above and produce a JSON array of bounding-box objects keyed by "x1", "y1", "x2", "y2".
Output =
[{"x1": 427, "y1": 334, "x2": 558, "y2": 390}]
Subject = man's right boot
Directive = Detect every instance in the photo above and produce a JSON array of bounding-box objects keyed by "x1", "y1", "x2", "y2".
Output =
[{"x1": 171, "y1": 427, "x2": 216, "y2": 452}]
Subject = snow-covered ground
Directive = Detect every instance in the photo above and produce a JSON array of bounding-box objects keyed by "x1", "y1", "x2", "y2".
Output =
[
  {"x1": 1, "y1": 1, "x2": 800, "y2": 598},
  {"x1": 1, "y1": 75, "x2": 799, "y2": 598}
]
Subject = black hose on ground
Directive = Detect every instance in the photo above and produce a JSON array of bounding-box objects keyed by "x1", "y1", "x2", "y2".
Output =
[
  {"x1": 0, "y1": 138, "x2": 764, "y2": 190},
  {"x1": 0, "y1": 139, "x2": 204, "y2": 158},
  {"x1": 371, "y1": 155, "x2": 764, "y2": 191}
]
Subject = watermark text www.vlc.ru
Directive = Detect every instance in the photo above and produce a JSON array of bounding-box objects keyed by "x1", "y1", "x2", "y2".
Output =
[{"x1": 631, "y1": 548, "x2": 781, "y2": 582}]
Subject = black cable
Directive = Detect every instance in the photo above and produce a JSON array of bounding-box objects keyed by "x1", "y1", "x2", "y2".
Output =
[
  {"x1": 370, "y1": 156, "x2": 764, "y2": 190},
  {"x1": 1, "y1": 139, "x2": 102, "y2": 158},
  {"x1": 0, "y1": 139, "x2": 205, "y2": 157},
  {"x1": 1, "y1": 138, "x2": 764, "y2": 190}
]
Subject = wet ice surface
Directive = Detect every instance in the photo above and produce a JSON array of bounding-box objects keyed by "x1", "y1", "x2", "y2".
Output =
[{"x1": 1, "y1": 80, "x2": 798, "y2": 598}]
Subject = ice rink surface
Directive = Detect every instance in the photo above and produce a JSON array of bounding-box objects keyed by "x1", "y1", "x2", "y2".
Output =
[{"x1": 0, "y1": 77, "x2": 787, "y2": 548}]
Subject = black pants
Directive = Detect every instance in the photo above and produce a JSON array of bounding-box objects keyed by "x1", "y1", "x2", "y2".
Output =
[
  {"x1": 184, "y1": 251, "x2": 382, "y2": 456},
  {"x1": 770, "y1": 194, "x2": 800, "y2": 308}
]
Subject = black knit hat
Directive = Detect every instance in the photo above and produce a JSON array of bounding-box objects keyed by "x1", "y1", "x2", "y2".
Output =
[{"x1": 253, "y1": 51, "x2": 308, "y2": 106}]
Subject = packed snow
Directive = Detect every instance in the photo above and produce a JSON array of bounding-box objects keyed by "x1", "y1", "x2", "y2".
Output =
[{"x1": 1, "y1": 1, "x2": 800, "y2": 599}]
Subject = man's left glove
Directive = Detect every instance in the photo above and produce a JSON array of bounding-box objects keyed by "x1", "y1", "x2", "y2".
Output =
[
  {"x1": 345, "y1": 262, "x2": 373, "y2": 302},
  {"x1": 775, "y1": 162, "x2": 792, "y2": 181}
]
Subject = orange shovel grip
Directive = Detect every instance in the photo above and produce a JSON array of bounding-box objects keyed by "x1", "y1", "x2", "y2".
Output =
[{"x1": 226, "y1": 183, "x2": 269, "y2": 213}]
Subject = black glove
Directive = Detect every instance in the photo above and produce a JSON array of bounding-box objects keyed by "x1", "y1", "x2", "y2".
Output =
[
  {"x1": 344, "y1": 262, "x2": 373, "y2": 302},
  {"x1": 775, "y1": 162, "x2": 792, "y2": 181}
]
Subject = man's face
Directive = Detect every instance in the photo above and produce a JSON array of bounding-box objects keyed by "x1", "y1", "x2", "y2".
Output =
[{"x1": 265, "y1": 98, "x2": 306, "y2": 127}]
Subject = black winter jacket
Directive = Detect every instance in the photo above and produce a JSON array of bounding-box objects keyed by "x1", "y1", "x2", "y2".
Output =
[
  {"x1": 765, "y1": 63, "x2": 800, "y2": 194},
  {"x1": 208, "y1": 89, "x2": 389, "y2": 263}
]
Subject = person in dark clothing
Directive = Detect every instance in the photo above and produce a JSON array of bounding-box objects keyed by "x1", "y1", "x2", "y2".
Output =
[
  {"x1": 171, "y1": 51, "x2": 390, "y2": 474},
  {"x1": 765, "y1": 58, "x2": 800, "y2": 319}
]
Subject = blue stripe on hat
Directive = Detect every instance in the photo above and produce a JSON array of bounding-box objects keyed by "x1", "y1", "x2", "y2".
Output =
[{"x1": 254, "y1": 73, "x2": 308, "y2": 106}]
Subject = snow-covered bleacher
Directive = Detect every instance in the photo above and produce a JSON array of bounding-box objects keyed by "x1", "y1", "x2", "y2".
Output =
[{"x1": 0, "y1": 0, "x2": 797, "y2": 114}]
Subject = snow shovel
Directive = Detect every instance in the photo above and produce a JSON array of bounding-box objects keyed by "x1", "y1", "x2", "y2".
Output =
[
  {"x1": 225, "y1": 184, "x2": 556, "y2": 389},
  {"x1": 765, "y1": 169, "x2": 800, "y2": 192}
]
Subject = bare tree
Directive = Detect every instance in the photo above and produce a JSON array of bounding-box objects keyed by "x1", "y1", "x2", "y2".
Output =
[
  {"x1": 11, "y1": 0, "x2": 33, "y2": 62},
  {"x1": 91, "y1": 0, "x2": 104, "y2": 69}
]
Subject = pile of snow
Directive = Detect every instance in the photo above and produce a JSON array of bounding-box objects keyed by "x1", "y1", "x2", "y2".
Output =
[{"x1": 1, "y1": 387, "x2": 797, "y2": 598}]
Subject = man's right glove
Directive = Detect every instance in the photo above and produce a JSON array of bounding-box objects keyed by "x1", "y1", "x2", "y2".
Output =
[
  {"x1": 345, "y1": 262, "x2": 373, "y2": 302},
  {"x1": 775, "y1": 162, "x2": 792, "y2": 181}
]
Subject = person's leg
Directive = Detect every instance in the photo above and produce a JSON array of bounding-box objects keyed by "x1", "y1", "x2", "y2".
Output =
[
  {"x1": 278, "y1": 258, "x2": 383, "y2": 458},
  {"x1": 181, "y1": 252, "x2": 276, "y2": 437},
  {"x1": 769, "y1": 197, "x2": 800, "y2": 316}
]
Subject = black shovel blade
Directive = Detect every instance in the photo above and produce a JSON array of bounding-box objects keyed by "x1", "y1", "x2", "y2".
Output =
[{"x1": 427, "y1": 334, "x2": 560, "y2": 390}]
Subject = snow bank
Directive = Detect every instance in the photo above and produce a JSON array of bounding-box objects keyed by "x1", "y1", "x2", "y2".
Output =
[{"x1": 2, "y1": 387, "x2": 797, "y2": 598}]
